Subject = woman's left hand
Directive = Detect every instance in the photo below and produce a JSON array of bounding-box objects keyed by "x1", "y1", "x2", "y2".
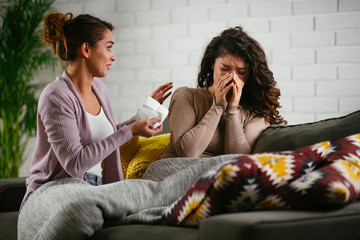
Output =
[
  {"x1": 229, "y1": 74, "x2": 245, "y2": 107},
  {"x1": 151, "y1": 82, "x2": 173, "y2": 104}
]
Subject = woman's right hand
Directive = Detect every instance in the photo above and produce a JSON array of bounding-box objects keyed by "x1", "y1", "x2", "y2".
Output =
[
  {"x1": 213, "y1": 73, "x2": 234, "y2": 103},
  {"x1": 151, "y1": 82, "x2": 173, "y2": 104},
  {"x1": 128, "y1": 118, "x2": 163, "y2": 138}
]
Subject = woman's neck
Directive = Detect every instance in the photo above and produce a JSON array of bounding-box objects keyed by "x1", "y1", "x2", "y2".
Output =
[
  {"x1": 66, "y1": 61, "x2": 101, "y2": 115},
  {"x1": 66, "y1": 61, "x2": 93, "y2": 97},
  {"x1": 207, "y1": 85, "x2": 215, "y2": 96}
]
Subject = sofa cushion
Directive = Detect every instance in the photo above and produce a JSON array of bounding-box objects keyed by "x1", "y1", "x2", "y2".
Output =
[
  {"x1": 253, "y1": 110, "x2": 360, "y2": 153},
  {"x1": 120, "y1": 134, "x2": 170, "y2": 179},
  {"x1": 163, "y1": 140, "x2": 332, "y2": 227},
  {"x1": 199, "y1": 201, "x2": 360, "y2": 240},
  {"x1": 120, "y1": 136, "x2": 140, "y2": 176},
  {"x1": 0, "y1": 211, "x2": 19, "y2": 240},
  {"x1": 89, "y1": 224, "x2": 198, "y2": 240}
]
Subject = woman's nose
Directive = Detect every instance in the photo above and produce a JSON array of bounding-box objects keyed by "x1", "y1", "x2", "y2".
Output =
[{"x1": 230, "y1": 72, "x2": 237, "y2": 79}]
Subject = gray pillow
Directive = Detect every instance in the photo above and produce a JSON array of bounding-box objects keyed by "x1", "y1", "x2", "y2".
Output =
[{"x1": 253, "y1": 110, "x2": 360, "y2": 153}]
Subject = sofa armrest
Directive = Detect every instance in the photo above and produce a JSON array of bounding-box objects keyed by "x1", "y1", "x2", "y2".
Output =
[{"x1": 0, "y1": 177, "x2": 26, "y2": 212}]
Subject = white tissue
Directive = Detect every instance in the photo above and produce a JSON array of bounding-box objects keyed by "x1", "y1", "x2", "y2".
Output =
[{"x1": 136, "y1": 96, "x2": 169, "y2": 128}]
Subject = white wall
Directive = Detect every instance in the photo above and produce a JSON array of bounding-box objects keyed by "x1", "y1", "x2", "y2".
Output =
[{"x1": 19, "y1": 0, "x2": 360, "y2": 176}]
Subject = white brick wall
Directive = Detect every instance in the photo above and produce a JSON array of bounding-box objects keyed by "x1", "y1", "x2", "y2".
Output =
[
  {"x1": 294, "y1": 0, "x2": 338, "y2": 15},
  {"x1": 293, "y1": 65, "x2": 337, "y2": 80},
  {"x1": 271, "y1": 16, "x2": 314, "y2": 33},
  {"x1": 339, "y1": 64, "x2": 360, "y2": 79},
  {"x1": 316, "y1": 12, "x2": 360, "y2": 30},
  {"x1": 292, "y1": 32, "x2": 335, "y2": 48},
  {"x1": 20, "y1": 0, "x2": 360, "y2": 176},
  {"x1": 50, "y1": 0, "x2": 360, "y2": 126},
  {"x1": 337, "y1": 29, "x2": 360, "y2": 45},
  {"x1": 250, "y1": 1, "x2": 291, "y2": 17}
]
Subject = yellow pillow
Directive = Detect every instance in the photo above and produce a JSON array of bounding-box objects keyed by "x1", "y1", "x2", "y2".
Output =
[
  {"x1": 126, "y1": 133, "x2": 170, "y2": 179},
  {"x1": 120, "y1": 135, "x2": 140, "y2": 176}
]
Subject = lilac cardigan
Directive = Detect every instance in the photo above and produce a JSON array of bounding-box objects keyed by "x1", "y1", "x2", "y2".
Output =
[{"x1": 24, "y1": 72, "x2": 135, "y2": 202}]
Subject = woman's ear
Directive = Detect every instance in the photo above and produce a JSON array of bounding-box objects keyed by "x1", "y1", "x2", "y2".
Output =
[{"x1": 80, "y1": 42, "x2": 90, "y2": 58}]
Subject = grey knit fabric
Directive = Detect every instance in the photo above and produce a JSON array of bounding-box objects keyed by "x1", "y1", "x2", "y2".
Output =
[{"x1": 18, "y1": 154, "x2": 238, "y2": 240}]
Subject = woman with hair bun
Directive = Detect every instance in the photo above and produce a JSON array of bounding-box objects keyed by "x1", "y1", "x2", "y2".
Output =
[
  {"x1": 20, "y1": 11, "x2": 172, "y2": 209},
  {"x1": 161, "y1": 26, "x2": 286, "y2": 159}
]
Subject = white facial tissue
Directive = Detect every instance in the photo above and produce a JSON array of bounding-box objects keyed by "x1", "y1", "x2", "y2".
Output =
[{"x1": 136, "y1": 96, "x2": 169, "y2": 129}]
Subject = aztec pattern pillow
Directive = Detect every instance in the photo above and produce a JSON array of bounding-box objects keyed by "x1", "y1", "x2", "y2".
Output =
[
  {"x1": 163, "y1": 133, "x2": 360, "y2": 227},
  {"x1": 256, "y1": 133, "x2": 360, "y2": 210}
]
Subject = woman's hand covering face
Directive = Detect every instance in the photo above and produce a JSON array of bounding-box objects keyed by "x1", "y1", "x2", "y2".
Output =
[{"x1": 212, "y1": 54, "x2": 249, "y2": 106}]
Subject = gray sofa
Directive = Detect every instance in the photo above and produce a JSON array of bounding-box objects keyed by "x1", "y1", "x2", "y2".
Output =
[{"x1": 1, "y1": 110, "x2": 360, "y2": 240}]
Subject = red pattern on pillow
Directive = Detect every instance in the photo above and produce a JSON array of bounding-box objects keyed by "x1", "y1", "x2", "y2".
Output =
[
  {"x1": 163, "y1": 133, "x2": 360, "y2": 227},
  {"x1": 256, "y1": 133, "x2": 360, "y2": 210},
  {"x1": 163, "y1": 140, "x2": 332, "y2": 227}
]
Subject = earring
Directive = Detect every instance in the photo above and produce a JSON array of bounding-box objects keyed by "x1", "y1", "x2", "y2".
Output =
[{"x1": 201, "y1": 73, "x2": 210, "y2": 87}]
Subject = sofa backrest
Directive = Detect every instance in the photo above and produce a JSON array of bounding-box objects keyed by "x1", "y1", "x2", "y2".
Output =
[{"x1": 253, "y1": 110, "x2": 360, "y2": 153}]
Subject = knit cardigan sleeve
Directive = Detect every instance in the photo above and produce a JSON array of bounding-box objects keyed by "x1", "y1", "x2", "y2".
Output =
[{"x1": 38, "y1": 85, "x2": 133, "y2": 178}]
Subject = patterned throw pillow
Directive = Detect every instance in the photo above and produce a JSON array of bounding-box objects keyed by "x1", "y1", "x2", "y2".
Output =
[
  {"x1": 125, "y1": 133, "x2": 170, "y2": 179},
  {"x1": 120, "y1": 134, "x2": 171, "y2": 178},
  {"x1": 163, "y1": 133, "x2": 360, "y2": 227},
  {"x1": 163, "y1": 140, "x2": 332, "y2": 227},
  {"x1": 256, "y1": 133, "x2": 360, "y2": 210},
  {"x1": 120, "y1": 136, "x2": 140, "y2": 176}
]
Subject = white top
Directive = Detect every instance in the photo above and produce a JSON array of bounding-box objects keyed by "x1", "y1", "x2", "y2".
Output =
[{"x1": 86, "y1": 107, "x2": 115, "y2": 177}]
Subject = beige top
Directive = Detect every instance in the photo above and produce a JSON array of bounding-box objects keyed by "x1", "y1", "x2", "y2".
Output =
[{"x1": 161, "y1": 87, "x2": 270, "y2": 159}]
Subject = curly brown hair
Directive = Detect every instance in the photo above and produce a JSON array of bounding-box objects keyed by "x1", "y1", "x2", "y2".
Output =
[
  {"x1": 198, "y1": 26, "x2": 286, "y2": 125},
  {"x1": 43, "y1": 11, "x2": 114, "y2": 62}
]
